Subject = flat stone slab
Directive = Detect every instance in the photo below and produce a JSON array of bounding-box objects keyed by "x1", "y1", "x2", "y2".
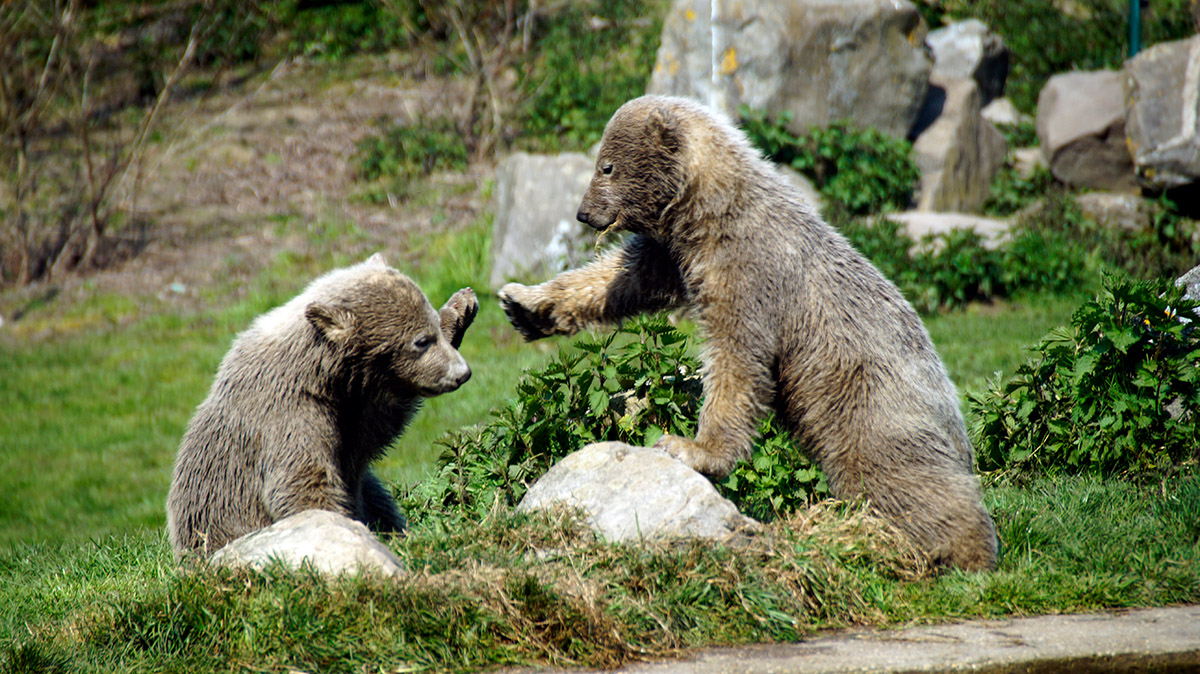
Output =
[{"x1": 507, "y1": 605, "x2": 1200, "y2": 673}]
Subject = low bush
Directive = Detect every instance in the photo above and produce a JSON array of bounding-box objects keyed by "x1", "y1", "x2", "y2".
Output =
[
  {"x1": 970, "y1": 275, "x2": 1200, "y2": 480},
  {"x1": 836, "y1": 214, "x2": 1089, "y2": 314},
  {"x1": 351, "y1": 117, "x2": 468, "y2": 199},
  {"x1": 740, "y1": 108, "x2": 920, "y2": 216}
]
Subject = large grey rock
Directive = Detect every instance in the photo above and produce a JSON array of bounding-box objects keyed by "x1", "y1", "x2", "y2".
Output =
[
  {"x1": 1123, "y1": 35, "x2": 1200, "y2": 191},
  {"x1": 210, "y1": 509, "x2": 405, "y2": 577},
  {"x1": 517, "y1": 442, "x2": 759, "y2": 542},
  {"x1": 489, "y1": 152, "x2": 596, "y2": 290},
  {"x1": 1179, "y1": 265, "x2": 1200, "y2": 312},
  {"x1": 926, "y1": 19, "x2": 1009, "y2": 106},
  {"x1": 647, "y1": 0, "x2": 931, "y2": 139},
  {"x1": 886, "y1": 211, "x2": 1011, "y2": 251},
  {"x1": 912, "y1": 75, "x2": 1008, "y2": 213},
  {"x1": 1036, "y1": 70, "x2": 1138, "y2": 192}
]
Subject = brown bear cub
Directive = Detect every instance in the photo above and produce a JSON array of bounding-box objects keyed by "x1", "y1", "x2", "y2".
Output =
[
  {"x1": 167, "y1": 254, "x2": 476, "y2": 557},
  {"x1": 498, "y1": 95, "x2": 998, "y2": 571}
]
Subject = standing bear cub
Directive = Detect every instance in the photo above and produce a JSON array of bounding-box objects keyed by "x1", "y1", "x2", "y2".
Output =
[
  {"x1": 168, "y1": 254, "x2": 476, "y2": 557},
  {"x1": 499, "y1": 95, "x2": 998, "y2": 571}
]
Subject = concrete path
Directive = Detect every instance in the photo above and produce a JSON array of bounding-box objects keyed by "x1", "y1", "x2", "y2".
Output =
[{"x1": 514, "y1": 605, "x2": 1200, "y2": 673}]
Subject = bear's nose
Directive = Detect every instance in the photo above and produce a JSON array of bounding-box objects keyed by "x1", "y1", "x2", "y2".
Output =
[
  {"x1": 456, "y1": 366, "x2": 472, "y2": 387},
  {"x1": 576, "y1": 209, "x2": 590, "y2": 225}
]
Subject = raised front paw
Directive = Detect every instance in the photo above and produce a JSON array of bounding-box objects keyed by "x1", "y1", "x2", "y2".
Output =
[
  {"x1": 440, "y1": 287, "x2": 479, "y2": 348},
  {"x1": 654, "y1": 434, "x2": 736, "y2": 480},
  {"x1": 497, "y1": 283, "x2": 554, "y2": 341}
]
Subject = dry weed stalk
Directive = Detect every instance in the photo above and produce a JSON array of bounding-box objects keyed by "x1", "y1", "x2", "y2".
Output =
[{"x1": 0, "y1": 0, "x2": 202, "y2": 287}]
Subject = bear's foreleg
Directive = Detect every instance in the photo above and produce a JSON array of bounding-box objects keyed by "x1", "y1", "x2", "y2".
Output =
[
  {"x1": 439, "y1": 287, "x2": 479, "y2": 349},
  {"x1": 656, "y1": 335, "x2": 775, "y2": 479},
  {"x1": 498, "y1": 235, "x2": 684, "y2": 340}
]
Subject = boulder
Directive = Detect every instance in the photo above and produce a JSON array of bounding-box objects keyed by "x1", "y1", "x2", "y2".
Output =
[
  {"x1": 1036, "y1": 70, "x2": 1138, "y2": 192},
  {"x1": 886, "y1": 211, "x2": 1011, "y2": 250},
  {"x1": 517, "y1": 442, "x2": 759, "y2": 542},
  {"x1": 489, "y1": 152, "x2": 596, "y2": 290},
  {"x1": 981, "y1": 98, "x2": 1028, "y2": 127},
  {"x1": 1178, "y1": 265, "x2": 1200, "y2": 311},
  {"x1": 210, "y1": 509, "x2": 405, "y2": 578},
  {"x1": 926, "y1": 19, "x2": 1010, "y2": 106},
  {"x1": 1123, "y1": 35, "x2": 1200, "y2": 191},
  {"x1": 911, "y1": 75, "x2": 1008, "y2": 213},
  {"x1": 647, "y1": 0, "x2": 932, "y2": 139},
  {"x1": 1012, "y1": 147, "x2": 1048, "y2": 180},
  {"x1": 1074, "y1": 192, "x2": 1152, "y2": 231}
]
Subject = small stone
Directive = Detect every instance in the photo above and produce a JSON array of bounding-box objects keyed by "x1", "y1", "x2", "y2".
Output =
[{"x1": 210, "y1": 509, "x2": 405, "y2": 578}]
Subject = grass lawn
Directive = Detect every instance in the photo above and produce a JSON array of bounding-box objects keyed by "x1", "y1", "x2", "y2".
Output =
[{"x1": 3, "y1": 225, "x2": 1196, "y2": 672}]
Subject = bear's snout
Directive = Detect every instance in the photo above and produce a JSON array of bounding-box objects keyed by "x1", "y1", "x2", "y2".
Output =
[{"x1": 576, "y1": 209, "x2": 591, "y2": 226}]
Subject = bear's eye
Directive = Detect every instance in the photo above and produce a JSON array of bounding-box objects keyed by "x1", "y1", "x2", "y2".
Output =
[
  {"x1": 412, "y1": 335, "x2": 435, "y2": 351},
  {"x1": 601, "y1": 163, "x2": 613, "y2": 176}
]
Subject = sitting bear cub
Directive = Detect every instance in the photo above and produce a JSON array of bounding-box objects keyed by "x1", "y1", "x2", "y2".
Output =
[{"x1": 167, "y1": 254, "x2": 476, "y2": 557}]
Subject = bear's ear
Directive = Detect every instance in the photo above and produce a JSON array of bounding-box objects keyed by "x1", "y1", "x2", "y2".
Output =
[
  {"x1": 305, "y1": 302, "x2": 356, "y2": 343},
  {"x1": 648, "y1": 106, "x2": 682, "y2": 153},
  {"x1": 364, "y1": 252, "x2": 388, "y2": 267}
]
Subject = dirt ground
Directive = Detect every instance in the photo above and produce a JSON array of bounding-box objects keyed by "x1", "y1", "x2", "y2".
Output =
[{"x1": 1, "y1": 55, "x2": 493, "y2": 330}]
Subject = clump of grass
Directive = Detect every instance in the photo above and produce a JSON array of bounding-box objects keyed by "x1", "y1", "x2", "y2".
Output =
[
  {"x1": 3, "y1": 503, "x2": 924, "y2": 672},
  {"x1": 7, "y1": 473, "x2": 1200, "y2": 672}
]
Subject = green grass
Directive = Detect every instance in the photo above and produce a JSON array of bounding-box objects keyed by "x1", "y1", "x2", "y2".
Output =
[
  {"x1": 2, "y1": 474, "x2": 1197, "y2": 672},
  {"x1": 0, "y1": 267, "x2": 1078, "y2": 549},
  {"x1": 0, "y1": 216, "x2": 555, "y2": 549}
]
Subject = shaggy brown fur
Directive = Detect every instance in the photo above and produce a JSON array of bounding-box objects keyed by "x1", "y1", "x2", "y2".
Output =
[
  {"x1": 499, "y1": 95, "x2": 998, "y2": 571},
  {"x1": 167, "y1": 254, "x2": 476, "y2": 557}
]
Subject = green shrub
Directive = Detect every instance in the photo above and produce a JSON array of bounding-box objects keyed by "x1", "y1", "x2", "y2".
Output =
[
  {"x1": 835, "y1": 215, "x2": 1090, "y2": 314},
  {"x1": 280, "y1": 0, "x2": 410, "y2": 60},
  {"x1": 969, "y1": 275, "x2": 1200, "y2": 479},
  {"x1": 352, "y1": 117, "x2": 468, "y2": 189},
  {"x1": 983, "y1": 166, "x2": 1056, "y2": 217},
  {"x1": 400, "y1": 315, "x2": 826, "y2": 524},
  {"x1": 519, "y1": 0, "x2": 668, "y2": 150},
  {"x1": 740, "y1": 108, "x2": 920, "y2": 216}
]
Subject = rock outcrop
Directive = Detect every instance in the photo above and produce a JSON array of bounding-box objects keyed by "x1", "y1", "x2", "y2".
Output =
[
  {"x1": 647, "y1": 0, "x2": 931, "y2": 139},
  {"x1": 490, "y1": 152, "x2": 596, "y2": 290},
  {"x1": 1036, "y1": 70, "x2": 1138, "y2": 192}
]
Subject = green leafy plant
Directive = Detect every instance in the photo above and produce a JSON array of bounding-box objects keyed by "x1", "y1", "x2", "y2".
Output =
[
  {"x1": 983, "y1": 165, "x2": 1056, "y2": 217},
  {"x1": 280, "y1": 0, "x2": 410, "y2": 60},
  {"x1": 351, "y1": 117, "x2": 468, "y2": 197},
  {"x1": 835, "y1": 215, "x2": 1089, "y2": 314},
  {"x1": 401, "y1": 315, "x2": 826, "y2": 523},
  {"x1": 740, "y1": 107, "x2": 919, "y2": 216},
  {"x1": 970, "y1": 275, "x2": 1200, "y2": 479},
  {"x1": 520, "y1": 0, "x2": 667, "y2": 151}
]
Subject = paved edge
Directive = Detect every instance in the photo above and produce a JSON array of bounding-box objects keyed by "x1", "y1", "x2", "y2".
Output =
[{"x1": 506, "y1": 605, "x2": 1200, "y2": 674}]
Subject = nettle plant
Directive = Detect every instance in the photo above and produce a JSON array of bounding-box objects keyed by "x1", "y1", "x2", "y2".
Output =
[
  {"x1": 401, "y1": 315, "x2": 827, "y2": 524},
  {"x1": 739, "y1": 107, "x2": 920, "y2": 216},
  {"x1": 970, "y1": 276, "x2": 1200, "y2": 479}
]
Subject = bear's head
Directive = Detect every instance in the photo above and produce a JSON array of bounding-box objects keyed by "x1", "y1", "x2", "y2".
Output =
[
  {"x1": 577, "y1": 95, "x2": 750, "y2": 239},
  {"x1": 303, "y1": 256, "x2": 471, "y2": 399}
]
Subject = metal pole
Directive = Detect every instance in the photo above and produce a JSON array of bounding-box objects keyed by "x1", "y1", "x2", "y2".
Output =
[{"x1": 1129, "y1": 0, "x2": 1142, "y2": 57}]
